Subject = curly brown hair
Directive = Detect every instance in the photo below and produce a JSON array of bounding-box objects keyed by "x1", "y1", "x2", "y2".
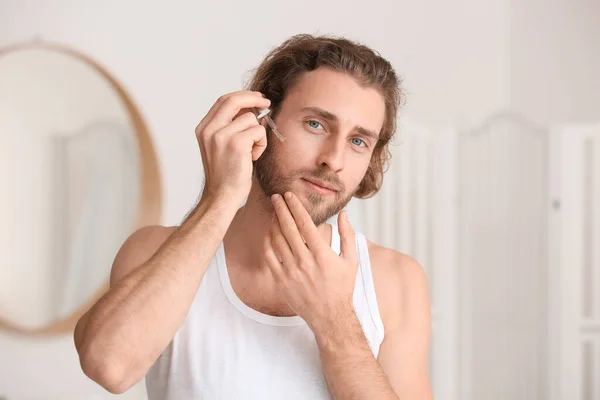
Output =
[{"x1": 246, "y1": 34, "x2": 404, "y2": 199}]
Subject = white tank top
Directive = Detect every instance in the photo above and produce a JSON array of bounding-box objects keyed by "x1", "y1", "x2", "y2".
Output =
[{"x1": 145, "y1": 224, "x2": 384, "y2": 399}]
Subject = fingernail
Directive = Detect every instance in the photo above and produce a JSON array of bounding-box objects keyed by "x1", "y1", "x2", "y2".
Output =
[
  {"x1": 271, "y1": 194, "x2": 280, "y2": 202},
  {"x1": 284, "y1": 192, "x2": 293, "y2": 200}
]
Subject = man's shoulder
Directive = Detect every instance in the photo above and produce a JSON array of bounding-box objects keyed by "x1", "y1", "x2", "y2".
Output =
[
  {"x1": 126, "y1": 224, "x2": 178, "y2": 247},
  {"x1": 109, "y1": 225, "x2": 178, "y2": 286},
  {"x1": 365, "y1": 239, "x2": 425, "y2": 283},
  {"x1": 364, "y1": 239, "x2": 429, "y2": 328}
]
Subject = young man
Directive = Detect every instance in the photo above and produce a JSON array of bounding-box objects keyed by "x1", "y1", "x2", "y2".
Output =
[{"x1": 74, "y1": 34, "x2": 433, "y2": 399}]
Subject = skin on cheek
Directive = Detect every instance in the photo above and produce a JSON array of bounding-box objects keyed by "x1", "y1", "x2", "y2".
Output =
[{"x1": 272, "y1": 129, "x2": 317, "y2": 172}]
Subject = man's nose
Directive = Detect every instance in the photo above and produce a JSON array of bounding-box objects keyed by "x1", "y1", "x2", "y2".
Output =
[{"x1": 315, "y1": 138, "x2": 345, "y2": 172}]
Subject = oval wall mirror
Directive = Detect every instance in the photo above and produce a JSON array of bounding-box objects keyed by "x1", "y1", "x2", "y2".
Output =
[{"x1": 0, "y1": 43, "x2": 161, "y2": 335}]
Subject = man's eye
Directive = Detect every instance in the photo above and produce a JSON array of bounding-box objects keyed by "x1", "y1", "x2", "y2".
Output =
[
  {"x1": 351, "y1": 138, "x2": 367, "y2": 147},
  {"x1": 307, "y1": 120, "x2": 323, "y2": 129}
]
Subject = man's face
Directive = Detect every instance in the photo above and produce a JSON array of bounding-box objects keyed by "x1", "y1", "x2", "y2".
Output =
[{"x1": 254, "y1": 67, "x2": 386, "y2": 226}]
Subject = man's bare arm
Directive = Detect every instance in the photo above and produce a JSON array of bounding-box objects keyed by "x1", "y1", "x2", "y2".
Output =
[
  {"x1": 316, "y1": 253, "x2": 432, "y2": 400},
  {"x1": 378, "y1": 254, "x2": 433, "y2": 399},
  {"x1": 74, "y1": 90, "x2": 270, "y2": 394},
  {"x1": 74, "y1": 196, "x2": 239, "y2": 394},
  {"x1": 316, "y1": 310, "x2": 399, "y2": 399}
]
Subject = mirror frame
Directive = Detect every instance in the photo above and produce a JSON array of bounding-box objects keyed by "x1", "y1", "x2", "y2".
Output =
[{"x1": 0, "y1": 42, "x2": 162, "y2": 336}]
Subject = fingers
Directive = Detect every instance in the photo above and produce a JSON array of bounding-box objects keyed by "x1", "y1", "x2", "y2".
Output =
[
  {"x1": 210, "y1": 92, "x2": 270, "y2": 132},
  {"x1": 216, "y1": 111, "x2": 260, "y2": 136},
  {"x1": 240, "y1": 124, "x2": 268, "y2": 161},
  {"x1": 271, "y1": 194, "x2": 311, "y2": 257},
  {"x1": 270, "y1": 218, "x2": 295, "y2": 266},
  {"x1": 337, "y1": 211, "x2": 358, "y2": 264},
  {"x1": 196, "y1": 90, "x2": 269, "y2": 137},
  {"x1": 281, "y1": 192, "x2": 326, "y2": 252}
]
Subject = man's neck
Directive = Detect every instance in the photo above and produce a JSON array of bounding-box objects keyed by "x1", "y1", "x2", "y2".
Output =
[{"x1": 223, "y1": 183, "x2": 332, "y2": 272}]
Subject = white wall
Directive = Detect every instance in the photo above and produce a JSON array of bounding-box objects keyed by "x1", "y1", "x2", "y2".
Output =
[
  {"x1": 509, "y1": 0, "x2": 600, "y2": 125},
  {"x1": 1, "y1": 0, "x2": 596, "y2": 399}
]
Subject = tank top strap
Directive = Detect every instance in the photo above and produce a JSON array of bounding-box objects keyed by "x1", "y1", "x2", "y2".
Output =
[
  {"x1": 330, "y1": 223, "x2": 385, "y2": 340},
  {"x1": 355, "y1": 231, "x2": 385, "y2": 339}
]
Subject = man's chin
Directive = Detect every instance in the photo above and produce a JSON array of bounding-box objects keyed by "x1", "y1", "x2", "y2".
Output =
[
  {"x1": 273, "y1": 190, "x2": 331, "y2": 225},
  {"x1": 301, "y1": 197, "x2": 344, "y2": 227},
  {"x1": 256, "y1": 180, "x2": 346, "y2": 225}
]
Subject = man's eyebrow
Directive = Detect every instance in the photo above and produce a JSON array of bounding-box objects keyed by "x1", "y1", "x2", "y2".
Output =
[{"x1": 301, "y1": 106, "x2": 380, "y2": 140}]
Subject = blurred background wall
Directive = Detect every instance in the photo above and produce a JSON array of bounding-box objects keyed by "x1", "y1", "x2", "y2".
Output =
[{"x1": 0, "y1": 0, "x2": 598, "y2": 399}]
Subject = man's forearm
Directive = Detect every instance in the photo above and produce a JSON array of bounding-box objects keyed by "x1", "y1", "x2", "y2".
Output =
[
  {"x1": 77, "y1": 194, "x2": 239, "y2": 392},
  {"x1": 315, "y1": 309, "x2": 398, "y2": 400}
]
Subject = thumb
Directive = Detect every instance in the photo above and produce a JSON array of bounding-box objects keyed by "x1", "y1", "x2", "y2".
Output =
[
  {"x1": 338, "y1": 211, "x2": 357, "y2": 264},
  {"x1": 244, "y1": 124, "x2": 267, "y2": 161}
]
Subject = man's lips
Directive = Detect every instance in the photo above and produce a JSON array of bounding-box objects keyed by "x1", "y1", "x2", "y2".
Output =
[{"x1": 302, "y1": 178, "x2": 339, "y2": 194}]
